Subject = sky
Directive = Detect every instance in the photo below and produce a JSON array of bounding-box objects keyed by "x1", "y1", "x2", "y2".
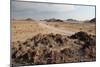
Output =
[{"x1": 11, "y1": 1, "x2": 95, "y2": 21}]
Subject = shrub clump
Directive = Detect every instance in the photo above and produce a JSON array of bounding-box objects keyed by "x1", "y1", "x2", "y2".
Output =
[{"x1": 11, "y1": 32, "x2": 96, "y2": 65}]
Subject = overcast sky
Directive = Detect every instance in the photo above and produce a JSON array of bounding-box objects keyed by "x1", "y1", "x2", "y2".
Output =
[{"x1": 11, "y1": 1, "x2": 95, "y2": 21}]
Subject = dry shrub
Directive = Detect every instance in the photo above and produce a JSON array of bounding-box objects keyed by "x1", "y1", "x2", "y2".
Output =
[{"x1": 11, "y1": 32, "x2": 96, "y2": 65}]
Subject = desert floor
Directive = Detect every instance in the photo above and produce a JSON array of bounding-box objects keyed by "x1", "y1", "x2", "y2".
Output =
[{"x1": 11, "y1": 20, "x2": 95, "y2": 42}]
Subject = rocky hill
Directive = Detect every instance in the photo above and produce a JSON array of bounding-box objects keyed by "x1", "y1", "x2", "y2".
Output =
[{"x1": 89, "y1": 18, "x2": 96, "y2": 23}]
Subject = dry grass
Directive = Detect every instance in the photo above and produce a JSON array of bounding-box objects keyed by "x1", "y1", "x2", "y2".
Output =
[
  {"x1": 11, "y1": 20, "x2": 96, "y2": 42},
  {"x1": 45, "y1": 22, "x2": 96, "y2": 35}
]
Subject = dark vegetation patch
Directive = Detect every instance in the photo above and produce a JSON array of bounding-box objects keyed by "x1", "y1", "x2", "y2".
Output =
[{"x1": 69, "y1": 31, "x2": 96, "y2": 59}]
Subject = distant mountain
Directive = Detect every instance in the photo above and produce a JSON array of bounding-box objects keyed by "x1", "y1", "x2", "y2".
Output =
[
  {"x1": 89, "y1": 18, "x2": 96, "y2": 23},
  {"x1": 44, "y1": 18, "x2": 64, "y2": 22},
  {"x1": 66, "y1": 19, "x2": 78, "y2": 22},
  {"x1": 25, "y1": 18, "x2": 33, "y2": 21}
]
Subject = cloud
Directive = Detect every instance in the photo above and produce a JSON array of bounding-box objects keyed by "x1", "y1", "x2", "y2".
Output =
[
  {"x1": 11, "y1": 1, "x2": 95, "y2": 20},
  {"x1": 11, "y1": 1, "x2": 75, "y2": 13}
]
